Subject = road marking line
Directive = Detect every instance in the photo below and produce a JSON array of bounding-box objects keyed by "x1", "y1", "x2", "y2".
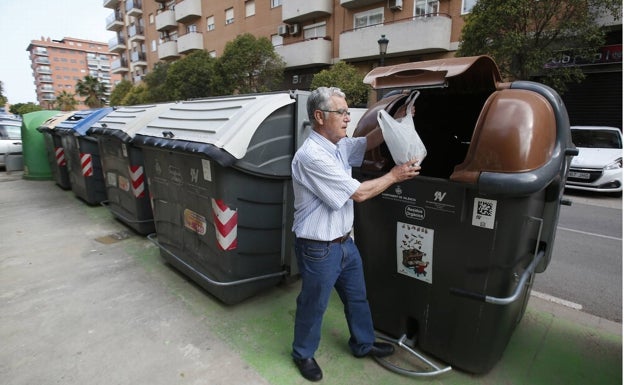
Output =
[
  {"x1": 531, "y1": 290, "x2": 583, "y2": 310},
  {"x1": 558, "y1": 226, "x2": 622, "y2": 241}
]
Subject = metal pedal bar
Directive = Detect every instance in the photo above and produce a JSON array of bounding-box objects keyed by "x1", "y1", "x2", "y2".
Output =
[{"x1": 373, "y1": 333, "x2": 452, "y2": 377}]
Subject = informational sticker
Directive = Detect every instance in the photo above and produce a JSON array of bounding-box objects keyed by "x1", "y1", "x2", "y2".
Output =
[
  {"x1": 184, "y1": 209, "x2": 207, "y2": 235},
  {"x1": 121, "y1": 143, "x2": 128, "y2": 158},
  {"x1": 106, "y1": 171, "x2": 117, "y2": 187},
  {"x1": 472, "y1": 198, "x2": 497, "y2": 229},
  {"x1": 202, "y1": 159, "x2": 212, "y2": 182},
  {"x1": 396, "y1": 222, "x2": 434, "y2": 284},
  {"x1": 118, "y1": 175, "x2": 130, "y2": 192}
]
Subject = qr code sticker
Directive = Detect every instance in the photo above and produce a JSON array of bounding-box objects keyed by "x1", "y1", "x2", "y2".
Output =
[{"x1": 472, "y1": 198, "x2": 497, "y2": 229}]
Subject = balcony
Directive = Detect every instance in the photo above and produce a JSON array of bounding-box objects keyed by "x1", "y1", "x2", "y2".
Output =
[
  {"x1": 175, "y1": 0, "x2": 202, "y2": 23},
  {"x1": 340, "y1": 0, "x2": 383, "y2": 8},
  {"x1": 158, "y1": 40, "x2": 180, "y2": 60},
  {"x1": 339, "y1": 15, "x2": 452, "y2": 60},
  {"x1": 40, "y1": 85, "x2": 54, "y2": 92},
  {"x1": 177, "y1": 32, "x2": 204, "y2": 53},
  {"x1": 36, "y1": 66, "x2": 51, "y2": 74},
  {"x1": 130, "y1": 51, "x2": 148, "y2": 67},
  {"x1": 108, "y1": 36, "x2": 126, "y2": 53},
  {"x1": 39, "y1": 75, "x2": 53, "y2": 83},
  {"x1": 41, "y1": 93, "x2": 55, "y2": 101},
  {"x1": 111, "y1": 57, "x2": 129, "y2": 74},
  {"x1": 275, "y1": 38, "x2": 332, "y2": 69},
  {"x1": 156, "y1": 9, "x2": 177, "y2": 31},
  {"x1": 282, "y1": 0, "x2": 332, "y2": 24},
  {"x1": 106, "y1": 11, "x2": 124, "y2": 31},
  {"x1": 125, "y1": 0, "x2": 142, "y2": 18},
  {"x1": 32, "y1": 47, "x2": 48, "y2": 56},
  {"x1": 35, "y1": 57, "x2": 50, "y2": 65},
  {"x1": 127, "y1": 25, "x2": 145, "y2": 43},
  {"x1": 103, "y1": 0, "x2": 120, "y2": 9}
]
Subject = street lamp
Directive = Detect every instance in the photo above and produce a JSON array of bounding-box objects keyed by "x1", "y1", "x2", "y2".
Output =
[{"x1": 378, "y1": 34, "x2": 389, "y2": 67}]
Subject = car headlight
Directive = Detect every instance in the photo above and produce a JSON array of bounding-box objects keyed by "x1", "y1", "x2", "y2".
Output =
[{"x1": 605, "y1": 157, "x2": 622, "y2": 170}]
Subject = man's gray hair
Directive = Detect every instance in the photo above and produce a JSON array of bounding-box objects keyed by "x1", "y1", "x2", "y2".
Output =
[{"x1": 307, "y1": 87, "x2": 346, "y2": 123}]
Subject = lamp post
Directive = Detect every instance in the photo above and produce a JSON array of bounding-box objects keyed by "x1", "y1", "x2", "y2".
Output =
[{"x1": 378, "y1": 34, "x2": 389, "y2": 67}]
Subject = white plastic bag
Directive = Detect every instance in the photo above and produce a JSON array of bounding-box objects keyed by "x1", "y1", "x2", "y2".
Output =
[{"x1": 377, "y1": 91, "x2": 427, "y2": 165}]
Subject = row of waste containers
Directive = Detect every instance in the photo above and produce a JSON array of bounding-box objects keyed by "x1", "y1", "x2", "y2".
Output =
[{"x1": 16, "y1": 56, "x2": 577, "y2": 375}]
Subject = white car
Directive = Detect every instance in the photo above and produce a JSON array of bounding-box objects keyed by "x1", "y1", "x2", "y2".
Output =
[
  {"x1": 0, "y1": 118, "x2": 23, "y2": 169},
  {"x1": 566, "y1": 126, "x2": 623, "y2": 193}
]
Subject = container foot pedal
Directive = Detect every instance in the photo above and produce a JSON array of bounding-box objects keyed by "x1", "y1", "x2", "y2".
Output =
[{"x1": 373, "y1": 333, "x2": 452, "y2": 377}]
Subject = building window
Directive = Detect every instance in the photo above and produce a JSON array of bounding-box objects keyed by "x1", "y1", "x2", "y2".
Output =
[
  {"x1": 187, "y1": 24, "x2": 198, "y2": 33},
  {"x1": 461, "y1": 0, "x2": 477, "y2": 14},
  {"x1": 225, "y1": 8, "x2": 234, "y2": 25},
  {"x1": 207, "y1": 16, "x2": 215, "y2": 31},
  {"x1": 149, "y1": 13, "x2": 154, "y2": 24},
  {"x1": 245, "y1": 1, "x2": 255, "y2": 17},
  {"x1": 354, "y1": 8, "x2": 383, "y2": 29},
  {"x1": 271, "y1": 0, "x2": 282, "y2": 8},
  {"x1": 151, "y1": 40, "x2": 157, "y2": 52},
  {"x1": 415, "y1": 0, "x2": 439, "y2": 16},
  {"x1": 303, "y1": 22, "x2": 327, "y2": 39}
]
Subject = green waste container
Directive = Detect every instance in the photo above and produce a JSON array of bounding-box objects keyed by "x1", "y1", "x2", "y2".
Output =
[
  {"x1": 21, "y1": 110, "x2": 59, "y2": 180},
  {"x1": 133, "y1": 92, "x2": 310, "y2": 304},
  {"x1": 352, "y1": 56, "x2": 577, "y2": 374}
]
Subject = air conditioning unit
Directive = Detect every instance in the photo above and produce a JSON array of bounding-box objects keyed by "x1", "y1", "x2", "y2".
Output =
[
  {"x1": 388, "y1": 0, "x2": 403, "y2": 11},
  {"x1": 277, "y1": 24, "x2": 288, "y2": 36},
  {"x1": 289, "y1": 23, "x2": 300, "y2": 36}
]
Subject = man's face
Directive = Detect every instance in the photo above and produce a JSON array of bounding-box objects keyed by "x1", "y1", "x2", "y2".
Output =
[{"x1": 316, "y1": 95, "x2": 351, "y2": 144}]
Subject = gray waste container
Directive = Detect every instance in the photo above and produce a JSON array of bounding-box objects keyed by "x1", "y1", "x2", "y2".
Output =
[
  {"x1": 88, "y1": 103, "x2": 173, "y2": 234},
  {"x1": 352, "y1": 56, "x2": 577, "y2": 374},
  {"x1": 133, "y1": 91, "x2": 310, "y2": 304},
  {"x1": 38, "y1": 112, "x2": 78, "y2": 189},
  {"x1": 56, "y1": 108, "x2": 113, "y2": 205}
]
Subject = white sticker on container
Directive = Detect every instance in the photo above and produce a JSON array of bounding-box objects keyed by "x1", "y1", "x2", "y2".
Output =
[
  {"x1": 396, "y1": 222, "x2": 434, "y2": 284},
  {"x1": 121, "y1": 143, "x2": 128, "y2": 158},
  {"x1": 202, "y1": 159, "x2": 212, "y2": 182},
  {"x1": 472, "y1": 198, "x2": 497, "y2": 229},
  {"x1": 106, "y1": 171, "x2": 117, "y2": 187}
]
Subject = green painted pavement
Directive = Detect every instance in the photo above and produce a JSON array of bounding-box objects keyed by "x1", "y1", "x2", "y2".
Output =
[{"x1": 126, "y1": 238, "x2": 622, "y2": 385}]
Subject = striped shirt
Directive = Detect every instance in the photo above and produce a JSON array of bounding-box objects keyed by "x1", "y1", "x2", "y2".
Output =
[{"x1": 291, "y1": 131, "x2": 367, "y2": 241}]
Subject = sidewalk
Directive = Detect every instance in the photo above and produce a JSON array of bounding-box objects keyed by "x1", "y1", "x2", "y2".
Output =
[{"x1": 1, "y1": 171, "x2": 621, "y2": 385}]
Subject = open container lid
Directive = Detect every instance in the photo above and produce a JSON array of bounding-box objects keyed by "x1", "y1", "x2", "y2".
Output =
[
  {"x1": 134, "y1": 93, "x2": 295, "y2": 160},
  {"x1": 37, "y1": 111, "x2": 76, "y2": 132},
  {"x1": 363, "y1": 55, "x2": 502, "y2": 90},
  {"x1": 88, "y1": 103, "x2": 174, "y2": 142}
]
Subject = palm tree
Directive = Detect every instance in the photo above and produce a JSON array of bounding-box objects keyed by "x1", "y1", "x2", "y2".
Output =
[
  {"x1": 75, "y1": 76, "x2": 108, "y2": 108},
  {"x1": 55, "y1": 90, "x2": 78, "y2": 111}
]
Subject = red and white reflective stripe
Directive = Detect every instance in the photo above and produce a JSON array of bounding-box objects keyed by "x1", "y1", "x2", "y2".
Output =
[
  {"x1": 211, "y1": 198, "x2": 237, "y2": 251},
  {"x1": 55, "y1": 147, "x2": 66, "y2": 166},
  {"x1": 80, "y1": 153, "x2": 93, "y2": 177},
  {"x1": 129, "y1": 165, "x2": 145, "y2": 198}
]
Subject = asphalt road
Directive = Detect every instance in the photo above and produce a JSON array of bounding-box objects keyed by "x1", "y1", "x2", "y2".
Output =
[{"x1": 532, "y1": 190, "x2": 622, "y2": 323}]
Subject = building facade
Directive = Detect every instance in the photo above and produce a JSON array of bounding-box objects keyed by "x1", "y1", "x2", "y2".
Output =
[
  {"x1": 104, "y1": 0, "x2": 621, "y2": 127},
  {"x1": 26, "y1": 37, "x2": 121, "y2": 110}
]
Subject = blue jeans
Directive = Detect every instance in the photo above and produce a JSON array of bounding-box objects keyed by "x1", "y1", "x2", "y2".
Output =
[{"x1": 292, "y1": 237, "x2": 375, "y2": 359}]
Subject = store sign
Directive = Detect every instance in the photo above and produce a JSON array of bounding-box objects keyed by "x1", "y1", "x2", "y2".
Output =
[{"x1": 545, "y1": 44, "x2": 622, "y2": 68}]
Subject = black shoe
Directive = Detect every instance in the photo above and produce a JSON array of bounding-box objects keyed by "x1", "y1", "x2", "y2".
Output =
[
  {"x1": 355, "y1": 342, "x2": 395, "y2": 358},
  {"x1": 293, "y1": 357, "x2": 323, "y2": 382}
]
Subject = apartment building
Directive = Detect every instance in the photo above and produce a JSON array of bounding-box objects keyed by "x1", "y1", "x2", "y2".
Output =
[
  {"x1": 26, "y1": 37, "x2": 122, "y2": 110},
  {"x1": 104, "y1": 0, "x2": 620, "y2": 127},
  {"x1": 104, "y1": 0, "x2": 475, "y2": 87}
]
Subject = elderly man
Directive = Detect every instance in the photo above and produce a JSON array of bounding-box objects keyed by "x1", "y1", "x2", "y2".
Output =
[{"x1": 291, "y1": 87, "x2": 421, "y2": 381}]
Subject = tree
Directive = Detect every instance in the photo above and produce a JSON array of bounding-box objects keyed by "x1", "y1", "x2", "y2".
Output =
[
  {"x1": 54, "y1": 90, "x2": 78, "y2": 111},
  {"x1": 121, "y1": 84, "x2": 150, "y2": 106},
  {"x1": 9, "y1": 102, "x2": 42, "y2": 116},
  {"x1": 109, "y1": 80, "x2": 133, "y2": 106},
  {"x1": 143, "y1": 61, "x2": 172, "y2": 102},
  {"x1": 310, "y1": 62, "x2": 369, "y2": 107},
  {"x1": 456, "y1": 0, "x2": 622, "y2": 93},
  {"x1": 166, "y1": 51, "x2": 215, "y2": 100},
  {"x1": 75, "y1": 75, "x2": 108, "y2": 108},
  {"x1": 215, "y1": 33, "x2": 285, "y2": 95},
  {"x1": 0, "y1": 81, "x2": 7, "y2": 108}
]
